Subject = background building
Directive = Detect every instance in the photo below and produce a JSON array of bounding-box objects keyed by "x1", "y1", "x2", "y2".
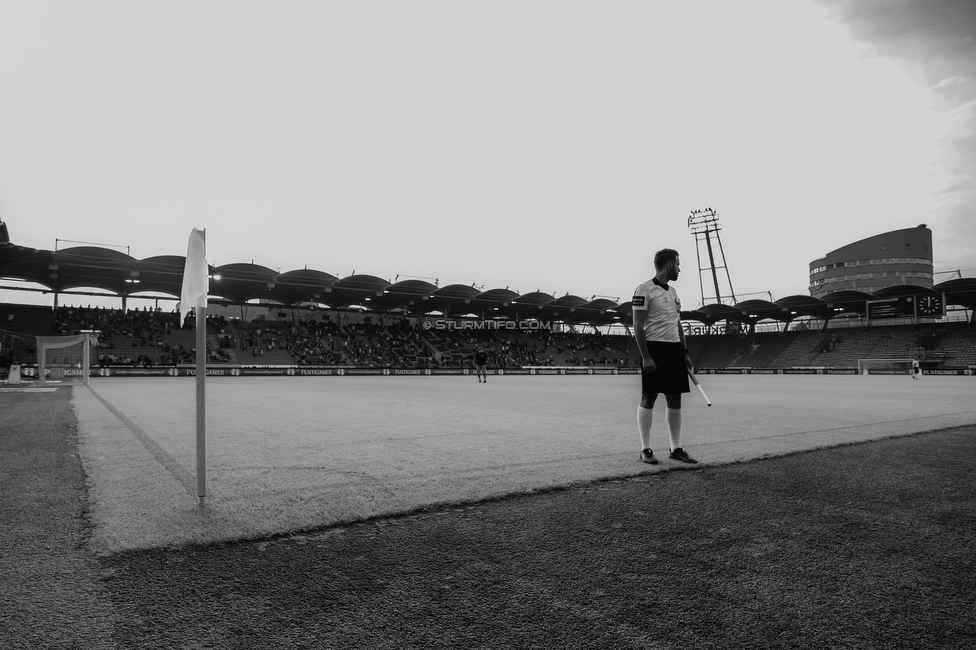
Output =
[{"x1": 809, "y1": 225, "x2": 933, "y2": 299}]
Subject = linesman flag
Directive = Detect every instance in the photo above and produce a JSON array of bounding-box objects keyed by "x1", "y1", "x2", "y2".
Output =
[{"x1": 180, "y1": 228, "x2": 208, "y2": 326}]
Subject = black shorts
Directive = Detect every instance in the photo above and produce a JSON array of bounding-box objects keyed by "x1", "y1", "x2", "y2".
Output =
[{"x1": 641, "y1": 341, "x2": 690, "y2": 395}]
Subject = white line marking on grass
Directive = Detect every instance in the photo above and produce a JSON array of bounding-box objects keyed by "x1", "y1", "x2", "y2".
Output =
[{"x1": 85, "y1": 385, "x2": 197, "y2": 497}]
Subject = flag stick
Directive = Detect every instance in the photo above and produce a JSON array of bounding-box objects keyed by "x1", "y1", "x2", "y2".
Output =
[
  {"x1": 196, "y1": 305, "x2": 206, "y2": 505},
  {"x1": 182, "y1": 227, "x2": 209, "y2": 507},
  {"x1": 688, "y1": 368, "x2": 712, "y2": 406}
]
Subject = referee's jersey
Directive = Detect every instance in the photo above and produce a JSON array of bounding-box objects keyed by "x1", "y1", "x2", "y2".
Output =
[{"x1": 632, "y1": 278, "x2": 681, "y2": 343}]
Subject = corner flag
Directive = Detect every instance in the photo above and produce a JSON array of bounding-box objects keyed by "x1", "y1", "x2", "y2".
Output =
[
  {"x1": 180, "y1": 228, "x2": 209, "y2": 505},
  {"x1": 180, "y1": 228, "x2": 208, "y2": 326}
]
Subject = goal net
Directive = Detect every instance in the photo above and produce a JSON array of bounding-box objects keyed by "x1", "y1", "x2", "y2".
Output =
[
  {"x1": 36, "y1": 333, "x2": 97, "y2": 386},
  {"x1": 857, "y1": 358, "x2": 919, "y2": 376}
]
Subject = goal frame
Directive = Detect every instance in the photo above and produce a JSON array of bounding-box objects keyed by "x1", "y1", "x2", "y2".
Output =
[
  {"x1": 857, "y1": 358, "x2": 920, "y2": 376},
  {"x1": 36, "y1": 333, "x2": 97, "y2": 386}
]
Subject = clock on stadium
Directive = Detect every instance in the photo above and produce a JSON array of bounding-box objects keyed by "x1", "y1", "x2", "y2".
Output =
[{"x1": 916, "y1": 293, "x2": 945, "y2": 318}]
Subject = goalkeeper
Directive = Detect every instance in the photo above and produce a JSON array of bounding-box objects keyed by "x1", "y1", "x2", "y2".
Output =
[{"x1": 631, "y1": 248, "x2": 697, "y2": 465}]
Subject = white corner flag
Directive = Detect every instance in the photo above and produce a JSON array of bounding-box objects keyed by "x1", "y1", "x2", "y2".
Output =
[
  {"x1": 180, "y1": 228, "x2": 209, "y2": 327},
  {"x1": 180, "y1": 228, "x2": 209, "y2": 505}
]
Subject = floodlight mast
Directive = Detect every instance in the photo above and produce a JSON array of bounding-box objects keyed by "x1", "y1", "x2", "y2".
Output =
[{"x1": 687, "y1": 208, "x2": 738, "y2": 306}]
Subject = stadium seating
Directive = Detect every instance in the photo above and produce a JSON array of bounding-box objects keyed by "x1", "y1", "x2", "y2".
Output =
[
  {"x1": 4, "y1": 302, "x2": 975, "y2": 372},
  {"x1": 0, "y1": 304, "x2": 55, "y2": 364},
  {"x1": 931, "y1": 323, "x2": 976, "y2": 367}
]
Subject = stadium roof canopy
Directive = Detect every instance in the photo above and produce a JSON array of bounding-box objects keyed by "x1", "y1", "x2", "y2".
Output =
[
  {"x1": 2, "y1": 242, "x2": 974, "y2": 327},
  {"x1": 932, "y1": 278, "x2": 976, "y2": 311}
]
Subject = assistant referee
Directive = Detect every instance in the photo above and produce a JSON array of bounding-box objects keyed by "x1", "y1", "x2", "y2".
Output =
[{"x1": 631, "y1": 248, "x2": 697, "y2": 465}]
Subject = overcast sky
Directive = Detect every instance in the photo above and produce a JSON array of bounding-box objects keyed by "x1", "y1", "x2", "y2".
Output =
[{"x1": 1, "y1": 0, "x2": 973, "y2": 310}]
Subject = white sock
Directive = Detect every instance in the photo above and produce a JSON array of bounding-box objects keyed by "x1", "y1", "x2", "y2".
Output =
[
  {"x1": 638, "y1": 406, "x2": 653, "y2": 449},
  {"x1": 667, "y1": 408, "x2": 681, "y2": 451}
]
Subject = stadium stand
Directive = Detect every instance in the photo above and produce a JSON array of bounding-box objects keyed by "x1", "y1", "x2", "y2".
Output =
[
  {"x1": 0, "y1": 304, "x2": 50, "y2": 368},
  {"x1": 686, "y1": 333, "x2": 748, "y2": 369},
  {"x1": 3, "y1": 302, "x2": 975, "y2": 373},
  {"x1": 931, "y1": 323, "x2": 976, "y2": 367},
  {"x1": 766, "y1": 330, "x2": 830, "y2": 369}
]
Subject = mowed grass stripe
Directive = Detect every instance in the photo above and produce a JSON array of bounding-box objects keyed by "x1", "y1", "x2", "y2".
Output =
[{"x1": 74, "y1": 374, "x2": 976, "y2": 554}]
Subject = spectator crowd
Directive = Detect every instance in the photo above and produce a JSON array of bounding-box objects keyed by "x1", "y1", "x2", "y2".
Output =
[{"x1": 48, "y1": 306, "x2": 636, "y2": 369}]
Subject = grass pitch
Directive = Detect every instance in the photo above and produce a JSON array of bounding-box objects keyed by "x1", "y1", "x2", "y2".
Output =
[
  {"x1": 73, "y1": 374, "x2": 976, "y2": 554},
  {"x1": 3, "y1": 384, "x2": 975, "y2": 648}
]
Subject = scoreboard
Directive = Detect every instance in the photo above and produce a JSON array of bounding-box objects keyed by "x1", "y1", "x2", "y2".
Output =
[{"x1": 866, "y1": 294, "x2": 945, "y2": 320}]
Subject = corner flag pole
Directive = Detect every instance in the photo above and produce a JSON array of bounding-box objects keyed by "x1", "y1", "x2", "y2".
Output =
[
  {"x1": 195, "y1": 304, "x2": 206, "y2": 504},
  {"x1": 688, "y1": 367, "x2": 712, "y2": 407},
  {"x1": 180, "y1": 228, "x2": 209, "y2": 506}
]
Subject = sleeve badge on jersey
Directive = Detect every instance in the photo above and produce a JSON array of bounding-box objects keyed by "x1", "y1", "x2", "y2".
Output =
[{"x1": 632, "y1": 296, "x2": 645, "y2": 307}]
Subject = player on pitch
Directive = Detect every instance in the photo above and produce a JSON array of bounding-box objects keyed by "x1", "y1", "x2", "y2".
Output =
[
  {"x1": 474, "y1": 346, "x2": 489, "y2": 383},
  {"x1": 632, "y1": 248, "x2": 697, "y2": 465}
]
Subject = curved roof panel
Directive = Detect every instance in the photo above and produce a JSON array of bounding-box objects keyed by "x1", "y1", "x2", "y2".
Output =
[
  {"x1": 210, "y1": 262, "x2": 278, "y2": 303},
  {"x1": 466, "y1": 288, "x2": 521, "y2": 316},
  {"x1": 819, "y1": 290, "x2": 874, "y2": 315},
  {"x1": 533, "y1": 294, "x2": 587, "y2": 323},
  {"x1": 421, "y1": 284, "x2": 481, "y2": 315},
  {"x1": 735, "y1": 299, "x2": 788, "y2": 322},
  {"x1": 513, "y1": 291, "x2": 555, "y2": 306},
  {"x1": 133, "y1": 255, "x2": 188, "y2": 297},
  {"x1": 873, "y1": 283, "x2": 939, "y2": 298},
  {"x1": 550, "y1": 294, "x2": 588, "y2": 308},
  {"x1": 321, "y1": 274, "x2": 391, "y2": 309},
  {"x1": 776, "y1": 295, "x2": 834, "y2": 319},
  {"x1": 565, "y1": 298, "x2": 622, "y2": 326},
  {"x1": 53, "y1": 246, "x2": 137, "y2": 294},
  {"x1": 493, "y1": 291, "x2": 554, "y2": 319},
  {"x1": 369, "y1": 279, "x2": 437, "y2": 312},
  {"x1": 271, "y1": 268, "x2": 339, "y2": 305},
  {"x1": 0, "y1": 244, "x2": 54, "y2": 289},
  {"x1": 683, "y1": 303, "x2": 743, "y2": 325},
  {"x1": 934, "y1": 278, "x2": 976, "y2": 310},
  {"x1": 580, "y1": 298, "x2": 618, "y2": 312}
]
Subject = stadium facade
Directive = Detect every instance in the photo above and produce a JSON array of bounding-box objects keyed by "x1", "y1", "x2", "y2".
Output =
[{"x1": 809, "y1": 225, "x2": 933, "y2": 299}]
